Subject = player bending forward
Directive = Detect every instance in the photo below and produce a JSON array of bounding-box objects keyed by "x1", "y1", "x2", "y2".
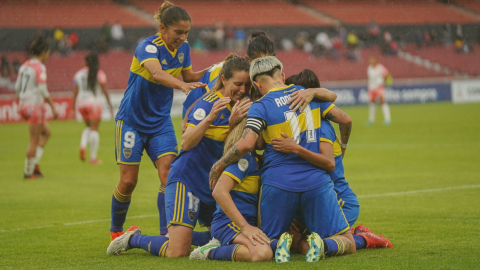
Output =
[{"x1": 15, "y1": 36, "x2": 58, "y2": 179}]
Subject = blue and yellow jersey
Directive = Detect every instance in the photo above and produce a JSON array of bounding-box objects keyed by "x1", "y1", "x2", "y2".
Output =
[
  {"x1": 213, "y1": 151, "x2": 260, "y2": 225},
  {"x1": 246, "y1": 84, "x2": 335, "y2": 192},
  {"x1": 182, "y1": 62, "x2": 223, "y2": 118},
  {"x1": 116, "y1": 33, "x2": 192, "y2": 134},
  {"x1": 319, "y1": 119, "x2": 354, "y2": 196},
  {"x1": 168, "y1": 90, "x2": 232, "y2": 205}
]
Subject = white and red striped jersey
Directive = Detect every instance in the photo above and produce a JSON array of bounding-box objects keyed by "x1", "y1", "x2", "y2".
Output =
[{"x1": 15, "y1": 58, "x2": 49, "y2": 105}]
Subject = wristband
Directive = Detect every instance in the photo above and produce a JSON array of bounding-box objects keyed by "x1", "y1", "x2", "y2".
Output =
[{"x1": 340, "y1": 142, "x2": 348, "y2": 149}]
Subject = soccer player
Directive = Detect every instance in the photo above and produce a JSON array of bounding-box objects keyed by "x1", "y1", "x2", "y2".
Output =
[
  {"x1": 367, "y1": 55, "x2": 391, "y2": 125},
  {"x1": 189, "y1": 116, "x2": 273, "y2": 262},
  {"x1": 72, "y1": 53, "x2": 113, "y2": 164},
  {"x1": 107, "y1": 55, "x2": 252, "y2": 257},
  {"x1": 209, "y1": 56, "x2": 356, "y2": 263},
  {"x1": 15, "y1": 36, "x2": 58, "y2": 179},
  {"x1": 110, "y1": 1, "x2": 208, "y2": 240},
  {"x1": 278, "y1": 69, "x2": 393, "y2": 251}
]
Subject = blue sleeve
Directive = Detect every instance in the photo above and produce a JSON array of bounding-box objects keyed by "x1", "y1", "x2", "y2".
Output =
[
  {"x1": 246, "y1": 101, "x2": 267, "y2": 123},
  {"x1": 223, "y1": 153, "x2": 256, "y2": 184},
  {"x1": 319, "y1": 120, "x2": 337, "y2": 145},
  {"x1": 183, "y1": 88, "x2": 207, "y2": 118},
  {"x1": 318, "y1": 101, "x2": 335, "y2": 119},
  {"x1": 187, "y1": 99, "x2": 212, "y2": 126},
  {"x1": 135, "y1": 40, "x2": 160, "y2": 66},
  {"x1": 183, "y1": 42, "x2": 192, "y2": 70}
]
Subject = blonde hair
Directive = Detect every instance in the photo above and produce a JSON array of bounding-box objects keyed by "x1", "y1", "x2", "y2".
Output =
[
  {"x1": 154, "y1": 1, "x2": 191, "y2": 27},
  {"x1": 224, "y1": 117, "x2": 247, "y2": 153}
]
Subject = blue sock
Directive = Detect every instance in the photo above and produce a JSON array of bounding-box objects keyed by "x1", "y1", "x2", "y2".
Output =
[
  {"x1": 269, "y1": 239, "x2": 278, "y2": 253},
  {"x1": 209, "y1": 244, "x2": 242, "y2": 261},
  {"x1": 110, "y1": 187, "x2": 131, "y2": 232},
  {"x1": 192, "y1": 231, "x2": 211, "y2": 246},
  {"x1": 157, "y1": 185, "x2": 167, "y2": 235},
  {"x1": 130, "y1": 234, "x2": 169, "y2": 257},
  {"x1": 323, "y1": 236, "x2": 345, "y2": 256},
  {"x1": 353, "y1": 235, "x2": 367, "y2": 249}
]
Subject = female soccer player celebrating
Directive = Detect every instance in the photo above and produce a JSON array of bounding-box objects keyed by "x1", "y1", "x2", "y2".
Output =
[
  {"x1": 107, "y1": 55, "x2": 252, "y2": 258},
  {"x1": 16, "y1": 36, "x2": 58, "y2": 179},
  {"x1": 110, "y1": 1, "x2": 208, "y2": 240},
  {"x1": 72, "y1": 53, "x2": 113, "y2": 164}
]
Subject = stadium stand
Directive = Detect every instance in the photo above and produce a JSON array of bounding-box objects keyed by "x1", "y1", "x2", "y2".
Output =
[
  {"x1": 300, "y1": 0, "x2": 479, "y2": 25},
  {"x1": 0, "y1": 0, "x2": 151, "y2": 28},
  {"x1": 455, "y1": 0, "x2": 480, "y2": 14},
  {"x1": 130, "y1": 0, "x2": 331, "y2": 27}
]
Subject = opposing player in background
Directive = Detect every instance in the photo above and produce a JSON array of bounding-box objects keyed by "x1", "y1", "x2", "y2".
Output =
[
  {"x1": 366, "y1": 55, "x2": 391, "y2": 126},
  {"x1": 72, "y1": 53, "x2": 113, "y2": 164},
  {"x1": 15, "y1": 36, "x2": 58, "y2": 179},
  {"x1": 110, "y1": 1, "x2": 208, "y2": 240}
]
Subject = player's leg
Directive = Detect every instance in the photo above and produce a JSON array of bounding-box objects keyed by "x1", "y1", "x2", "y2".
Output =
[
  {"x1": 191, "y1": 202, "x2": 215, "y2": 246},
  {"x1": 25, "y1": 122, "x2": 42, "y2": 178},
  {"x1": 147, "y1": 126, "x2": 178, "y2": 236},
  {"x1": 367, "y1": 89, "x2": 377, "y2": 125},
  {"x1": 300, "y1": 181, "x2": 355, "y2": 261},
  {"x1": 378, "y1": 90, "x2": 391, "y2": 125},
  {"x1": 78, "y1": 105, "x2": 91, "y2": 161},
  {"x1": 33, "y1": 120, "x2": 50, "y2": 177},
  {"x1": 110, "y1": 120, "x2": 144, "y2": 240},
  {"x1": 88, "y1": 119, "x2": 101, "y2": 163}
]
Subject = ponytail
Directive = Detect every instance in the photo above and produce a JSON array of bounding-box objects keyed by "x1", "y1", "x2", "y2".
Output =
[
  {"x1": 85, "y1": 53, "x2": 99, "y2": 93},
  {"x1": 154, "y1": 1, "x2": 191, "y2": 27}
]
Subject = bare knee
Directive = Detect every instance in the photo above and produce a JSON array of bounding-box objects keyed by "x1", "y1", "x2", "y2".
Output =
[
  {"x1": 249, "y1": 245, "x2": 272, "y2": 262},
  {"x1": 118, "y1": 166, "x2": 139, "y2": 193}
]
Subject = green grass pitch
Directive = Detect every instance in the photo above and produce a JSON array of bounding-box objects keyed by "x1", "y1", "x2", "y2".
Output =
[{"x1": 1, "y1": 102, "x2": 479, "y2": 269}]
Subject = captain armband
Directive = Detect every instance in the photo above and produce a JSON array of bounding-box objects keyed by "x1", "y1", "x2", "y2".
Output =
[{"x1": 245, "y1": 117, "x2": 265, "y2": 136}]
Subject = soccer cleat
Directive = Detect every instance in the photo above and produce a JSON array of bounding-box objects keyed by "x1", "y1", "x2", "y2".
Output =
[
  {"x1": 383, "y1": 120, "x2": 391, "y2": 126},
  {"x1": 79, "y1": 148, "x2": 86, "y2": 161},
  {"x1": 354, "y1": 224, "x2": 371, "y2": 234},
  {"x1": 305, "y1": 232, "x2": 325, "y2": 263},
  {"x1": 275, "y1": 232, "x2": 292, "y2": 263},
  {"x1": 33, "y1": 165, "x2": 43, "y2": 178},
  {"x1": 365, "y1": 120, "x2": 374, "y2": 126},
  {"x1": 354, "y1": 228, "x2": 392, "y2": 249},
  {"x1": 189, "y1": 238, "x2": 221, "y2": 260},
  {"x1": 350, "y1": 227, "x2": 355, "y2": 235},
  {"x1": 110, "y1": 231, "x2": 124, "y2": 241},
  {"x1": 24, "y1": 173, "x2": 42, "y2": 180},
  {"x1": 107, "y1": 225, "x2": 141, "y2": 255},
  {"x1": 89, "y1": 158, "x2": 102, "y2": 165}
]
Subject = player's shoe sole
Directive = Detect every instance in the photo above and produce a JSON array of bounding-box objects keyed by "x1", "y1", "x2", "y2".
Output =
[
  {"x1": 275, "y1": 232, "x2": 292, "y2": 263},
  {"x1": 305, "y1": 232, "x2": 325, "y2": 263},
  {"x1": 107, "y1": 226, "x2": 140, "y2": 255},
  {"x1": 189, "y1": 238, "x2": 221, "y2": 260}
]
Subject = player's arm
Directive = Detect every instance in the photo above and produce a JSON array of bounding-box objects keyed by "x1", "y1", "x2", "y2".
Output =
[
  {"x1": 181, "y1": 66, "x2": 210, "y2": 82},
  {"x1": 14, "y1": 73, "x2": 21, "y2": 98},
  {"x1": 210, "y1": 122, "x2": 260, "y2": 189},
  {"x1": 212, "y1": 174, "x2": 269, "y2": 245},
  {"x1": 287, "y1": 88, "x2": 337, "y2": 112},
  {"x1": 325, "y1": 106, "x2": 352, "y2": 157},
  {"x1": 229, "y1": 98, "x2": 252, "y2": 131},
  {"x1": 38, "y1": 83, "x2": 58, "y2": 119},
  {"x1": 181, "y1": 97, "x2": 231, "y2": 151},
  {"x1": 182, "y1": 92, "x2": 209, "y2": 133},
  {"x1": 143, "y1": 60, "x2": 205, "y2": 94},
  {"x1": 71, "y1": 84, "x2": 79, "y2": 118},
  {"x1": 272, "y1": 133, "x2": 335, "y2": 172}
]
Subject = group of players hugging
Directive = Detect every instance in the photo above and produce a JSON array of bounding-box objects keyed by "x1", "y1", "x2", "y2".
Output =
[{"x1": 103, "y1": 1, "x2": 393, "y2": 263}]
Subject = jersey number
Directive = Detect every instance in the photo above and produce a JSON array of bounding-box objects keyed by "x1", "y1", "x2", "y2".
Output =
[
  {"x1": 123, "y1": 131, "x2": 135, "y2": 148},
  {"x1": 284, "y1": 104, "x2": 316, "y2": 144},
  {"x1": 19, "y1": 72, "x2": 30, "y2": 93},
  {"x1": 187, "y1": 192, "x2": 199, "y2": 212}
]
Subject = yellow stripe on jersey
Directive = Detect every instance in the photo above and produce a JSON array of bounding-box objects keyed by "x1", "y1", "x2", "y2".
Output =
[
  {"x1": 322, "y1": 104, "x2": 336, "y2": 118},
  {"x1": 223, "y1": 171, "x2": 242, "y2": 184},
  {"x1": 139, "y1": 58, "x2": 159, "y2": 67},
  {"x1": 204, "y1": 92, "x2": 219, "y2": 103},
  {"x1": 231, "y1": 175, "x2": 260, "y2": 194},
  {"x1": 165, "y1": 66, "x2": 183, "y2": 79},
  {"x1": 204, "y1": 125, "x2": 229, "y2": 141},
  {"x1": 216, "y1": 91, "x2": 232, "y2": 111},
  {"x1": 320, "y1": 138, "x2": 334, "y2": 145},
  {"x1": 333, "y1": 138, "x2": 342, "y2": 157},
  {"x1": 263, "y1": 107, "x2": 322, "y2": 144},
  {"x1": 183, "y1": 65, "x2": 192, "y2": 71},
  {"x1": 131, "y1": 56, "x2": 184, "y2": 84}
]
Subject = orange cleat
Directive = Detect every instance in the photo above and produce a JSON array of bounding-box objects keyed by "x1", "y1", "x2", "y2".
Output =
[
  {"x1": 354, "y1": 225, "x2": 393, "y2": 249},
  {"x1": 33, "y1": 165, "x2": 44, "y2": 178},
  {"x1": 89, "y1": 158, "x2": 102, "y2": 165},
  {"x1": 110, "y1": 231, "x2": 124, "y2": 241},
  {"x1": 80, "y1": 148, "x2": 86, "y2": 161},
  {"x1": 354, "y1": 224, "x2": 372, "y2": 234},
  {"x1": 24, "y1": 173, "x2": 42, "y2": 180}
]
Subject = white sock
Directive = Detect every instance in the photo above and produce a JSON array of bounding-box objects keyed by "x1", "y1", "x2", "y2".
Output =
[
  {"x1": 89, "y1": 130, "x2": 100, "y2": 160},
  {"x1": 382, "y1": 103, "x2": 391, "y2": 122},
  {"x1": 35, "y1": 146, "x2": 44, "y2": 165},
  {"x1": 80, "y1": 127, "x2": 91, "y2": 149},
  {"x1": 368, "y1": 103, "x2": 376, "y2": 122},
  {"x1": 24, "y1": 157, "x2": 36, "y2": 175}
]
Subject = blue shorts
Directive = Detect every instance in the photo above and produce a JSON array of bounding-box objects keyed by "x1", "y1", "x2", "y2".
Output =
[
  {"x1": 260, "y1": 182, "x2": 349, "y2": 240},
  {"x1": 165, "y1": 181, "x2": 215, "y2": 229},
  {"x1": 115, "y1": 120, "x2": 178, "y2": 165},
  {"x1": 338, "y1": 193, "x2": 360, "y2": 227},
  {"x1": 211, "y1": 216, "x2": 242, "y2": 246}
]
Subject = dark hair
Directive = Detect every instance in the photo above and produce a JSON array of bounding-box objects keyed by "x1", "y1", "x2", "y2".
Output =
[
  {"x1": 285, "y1": 69, "x2": 320, "y2": 88},
  {"x1": 211, "y1": 53, "x2": 250, "y2": 92},
  {"x1": 85, "y1": 53, "x2": 99, "y2": 92},
  {"x1": 30, "y1": 36, "x2": 50, "y2": 56},
  {"x1": 154, "y1": 1, "x2": 191, "y2": 27},
  {"x1": 247, "y1": 31, "x2": 275, "y2": 60}
]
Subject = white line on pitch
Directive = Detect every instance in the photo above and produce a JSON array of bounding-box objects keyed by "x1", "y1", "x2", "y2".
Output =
[
  {"x1": 357, "y1": 184, "x2": 480, "y2": 198},
  {"x1": 2, "y1": 185, "x2": 480, "y2": 233}
]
